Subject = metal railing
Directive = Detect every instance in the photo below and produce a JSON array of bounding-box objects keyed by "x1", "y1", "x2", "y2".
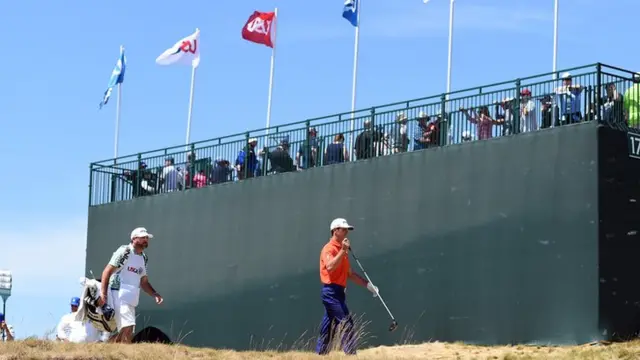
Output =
[{"x1": 89, "y1": 62, "x2": 639, "y2": 206}]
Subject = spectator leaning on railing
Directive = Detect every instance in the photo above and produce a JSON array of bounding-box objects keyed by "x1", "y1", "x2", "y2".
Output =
[
  {"x1": 236, "y1": 138, "x2": 259, "y2": 180},
  {"x1": 555, "y1": 72, "x2": 585, "y2": 125},
  {"x1": 324, "y1": 133, "x2": 349, "y2": 165},
  {"x1": 624, "y1": 73, "x2": 640, "y2": 128},
  {"x1": 160, "y1": 157, "x2": 184, "y2": 192},
  {"x1": 262, "y1": 138, "x2": 296, "y2": 173},
  {"x1": 460, "y1": 106, "x2": 500, "y2": 141},
  {"x1": 519, "y1": 89, "x2": 538, "y2": 133},
  {"x1": 297, "y1": 127, "x2": 320, "y2": 170},
  {"x1": 602, "y1": 82, "x2": 624, "y2": 125},
  {"x1": 211, "y1": 159, "x2": 232, "y2": 184}
]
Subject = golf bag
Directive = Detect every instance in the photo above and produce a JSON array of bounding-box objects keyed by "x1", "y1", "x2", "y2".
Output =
[{"x1": 74, "y1": 277, "x2": 117, "y2": 334}]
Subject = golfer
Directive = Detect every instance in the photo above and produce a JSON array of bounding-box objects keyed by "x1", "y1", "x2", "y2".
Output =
[
  {"x1": 98, "y1": 227, "x2": 163, "y2": 343},
  {"x1": 316, "y1": 218, "x2": 379, "y2": 355}
]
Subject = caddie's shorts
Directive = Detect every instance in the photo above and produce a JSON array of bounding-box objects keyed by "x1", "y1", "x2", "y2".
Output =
[{"x1": 110, "y1": 289, "x2": 137, "y2": 331}]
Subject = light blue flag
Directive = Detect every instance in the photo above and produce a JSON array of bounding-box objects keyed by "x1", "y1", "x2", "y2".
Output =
[
  {"x1": 99, "y1": 46, "x2": 126, "y2": 109},
  {"x1": 343, "y1": 0, "x2": 359, "y2": 27}
]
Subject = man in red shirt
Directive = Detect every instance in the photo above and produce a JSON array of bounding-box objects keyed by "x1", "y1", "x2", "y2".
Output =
[{"x1": 316, "y1": 218, "x2": 379, "y2": 355}]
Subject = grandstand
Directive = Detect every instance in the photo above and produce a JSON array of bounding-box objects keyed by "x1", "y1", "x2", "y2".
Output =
[{"x1": 88, "y1": 62, "x2": 638, "y2": 206}]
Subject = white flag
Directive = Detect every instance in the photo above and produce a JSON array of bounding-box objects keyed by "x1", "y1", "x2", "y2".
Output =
[{"x1": 155, "y1": 28, "x2": 200, "y2": 68}]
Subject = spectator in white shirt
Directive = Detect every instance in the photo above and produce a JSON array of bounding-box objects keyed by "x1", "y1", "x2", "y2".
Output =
[
  {"x1": 0, "y1": 312, "x2": 14, "y2": 341},
  {"x1": 56, "y1": 297, "x2": 102, "y2": 343},
  {"x1": 519, "y1": 88, "x2": 538, "y2": 133},
  {"x1": 160, "y1": 157, "x2": 184, "y2": 192}
]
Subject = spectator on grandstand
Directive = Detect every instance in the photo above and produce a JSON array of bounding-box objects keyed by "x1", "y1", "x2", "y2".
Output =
[
  {"x1": 519, "y1": 89, "x2": 538, "y2": 133},
  {"x1": 182, "y1": 152, "x2": 196, "y2": 189},
  {"x1": 624, "y1": 73, "x2": 640, "y2": 128},
  {"x1": 585, "y1": 101, "x2": 597, "y2": 122},
  {"x1": 602, "y1": 82, "x2": 624, "y2": 125},
  {"x1": 211, "y1": 159, "x2": 232, "y2": 184},
  {"x1": 0, "y1": 312, "x2": 14, "y2": 341},
  {"x1": 192, "y1": 169, "x2": 208, "y2": 188},
  {"x1": 297, "y1": 127, "x2": 320, "y2": 170},
  {"x1": 555, "y1": 72, "x2": 585, "y2": 125},
  {"x1": 354, "y1": 119, "x2": 377, "y2": 160},
  {"x1": 159, "y1": 157, "x2": 184, "y2": 192},
  {"x1": 56, "y1": 297, "x2": 102, "y2": 343},
  {"x1": 324, "y1": 133, "x2": 349, "y2": 165},
  {"x1": 496, "y1": 97, "x2": 515, "y2": 136},
  {"x1": 461, "y1": 130, "x2": 474, "y2": 143},
  {"x1": 414, "y1": 111, "x2": 441, "y2": 150},
  {"x1": 123, "y1": 161, "x2": 155, "y2": 198},
  {"x1": 539, "y1": 95, "x2": 556, "y2": 129},
  {"x1": 460, "y1": 106, "x2": 500, "y2": 140},
  {"x1": 390, "y1": 112, "x2": 409, "y2": 153},
  {"x1": 264, "y1": 138, "x2": 296, "y2": 173},
  {"x1": 236, "y1": 138, "x2": 260, "y2": 180}
]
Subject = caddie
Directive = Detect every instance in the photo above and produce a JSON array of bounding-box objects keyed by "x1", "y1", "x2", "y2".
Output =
[{"x1": 98, "y1": 226, "x2": 163, "y2": 343}]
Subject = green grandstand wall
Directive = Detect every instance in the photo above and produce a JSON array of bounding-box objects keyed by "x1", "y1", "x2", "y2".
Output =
[{"x1": 86, "y1": 121, "x2": 610, "y2": 349}]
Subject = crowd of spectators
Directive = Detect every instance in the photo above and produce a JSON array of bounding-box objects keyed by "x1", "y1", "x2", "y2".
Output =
[{"x1": 112, "y1": 71, "x2": 639, "y2": 201}]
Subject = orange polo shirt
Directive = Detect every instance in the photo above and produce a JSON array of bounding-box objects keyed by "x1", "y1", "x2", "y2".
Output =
[{"x1": 319, "y1": 239, "x2": 350, "y2": 287}]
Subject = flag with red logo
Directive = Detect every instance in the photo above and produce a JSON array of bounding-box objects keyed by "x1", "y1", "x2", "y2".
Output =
[
  {"x1": 241, "y1": 11, "x2": 276, "y2": 48},
  {"x1": 156, "y1": 28, "x2": 201, "y2": 68}
]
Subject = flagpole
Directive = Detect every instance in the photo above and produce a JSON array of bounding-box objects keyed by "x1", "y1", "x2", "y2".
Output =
[
  {"x1": 551, "y1": 0, "x2": 558, "y2": 127},
  {"x1": 348, "y1": 0, "x2": 361, "y2": 160},
  {"x1": 266, "y1": 7, "x2": 278, "y2": 135},
  {"x1": 446, "y1": 0, "x2": 454, "y2": 95},
  {"x1": 552, "y1": 0, "x2": 558, "y2": 75},
  {"x1": 114, "y1": 82, "x2": 122, "y2": 163},
  {"x1": 186, "y1": 65, "x2": 196, "y2": 148},
  {"x1": 445, "y1": 0, "x2": 454, "y2": 144}
]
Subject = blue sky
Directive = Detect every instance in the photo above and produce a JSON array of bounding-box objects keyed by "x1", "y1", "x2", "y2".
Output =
[{"x1": 0, "y1": 0, "x2": 636, "y2": 339}]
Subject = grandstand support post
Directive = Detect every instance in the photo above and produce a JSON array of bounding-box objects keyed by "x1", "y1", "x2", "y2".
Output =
[
  {"x1": 244, "y1": 132, "x2": 250, "y2": 180},
  {"x1": 305, "y1": 120, "x2": 311, "y2": 170},
  {"x1": 136, "y1": 153, "x2": 142, "y2": 197},
  {"x1": 110, "y1": 173, "x2": 117, "y2": 203},
  {"x1": 0, "y1": 270, "x2": 12, "y2": 342},
  {"x1": 1, "y1": 295, "x2": 6, "y2": 342},
  {"x1": 369, "y1": 107, "x2": 376, "y2": 159},
  {"x1": 88, "y1": 163, "x2": 94, "y2": 207},
  {"x1": 514, "y1": 79, "x2": 521, "y2": 135},
  {"x1": 440, "y1": 94, "x2": 447, "y2": 146},
  {"x1": 188, "y1": 143, "x2": 196, "y2": 189},
  {"x1": 596, "y1": 63, "x2": 602, "y2": 122}
]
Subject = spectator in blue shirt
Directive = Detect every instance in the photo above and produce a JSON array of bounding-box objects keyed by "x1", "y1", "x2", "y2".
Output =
[
  {"x1": 555, "y1": 72, "x2": 585, "y2": 125},
  {"x1": 235, "y1": 138, "x2": 259, "y2": 180}
]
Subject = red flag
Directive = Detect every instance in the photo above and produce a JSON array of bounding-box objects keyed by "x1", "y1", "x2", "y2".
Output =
[{"x1": 241, "y1": 11, "x2": 276, "y2": 48}]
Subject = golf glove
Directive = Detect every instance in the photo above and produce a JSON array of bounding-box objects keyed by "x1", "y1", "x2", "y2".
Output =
[{"x1": 367, "y1": 282, "x2": 379, "y2": 297}]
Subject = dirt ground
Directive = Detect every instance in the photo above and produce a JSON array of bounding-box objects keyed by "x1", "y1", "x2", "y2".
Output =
[{"x1": 1, "y1": 339, "x2": 640, "y2": 360}]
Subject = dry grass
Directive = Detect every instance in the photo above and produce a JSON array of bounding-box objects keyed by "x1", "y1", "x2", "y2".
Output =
[
  {"x1": 2, "y1": 339, "x2": 640, "y2": 359},
  {"x1": 5, "y1": 317, "x2": 640, "y2": 359}
]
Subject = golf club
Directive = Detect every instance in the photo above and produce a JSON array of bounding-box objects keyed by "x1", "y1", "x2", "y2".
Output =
[{"x1": 349, "y1": 247, "x2": 398, "y2": 332}]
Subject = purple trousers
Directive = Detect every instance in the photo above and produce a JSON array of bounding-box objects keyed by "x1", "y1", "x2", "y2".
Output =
[{"x1": 315, "y1": 284, "x2": 357, "y2": 355}]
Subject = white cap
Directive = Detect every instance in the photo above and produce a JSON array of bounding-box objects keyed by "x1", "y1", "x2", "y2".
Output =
[
  {"x1": 330, "y1": 218, "x2": 354, "y2": 231},
  {"x1": 130, "y1": 227, "x2": 154, "y2": 240},
  {"x1": 561, "y1": 72, "x2": 571, "y2": 79}
]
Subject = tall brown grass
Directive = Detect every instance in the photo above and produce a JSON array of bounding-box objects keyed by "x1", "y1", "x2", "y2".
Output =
[{"x1": 3, "y1": 311, "x2": 640, "y2": 359}]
